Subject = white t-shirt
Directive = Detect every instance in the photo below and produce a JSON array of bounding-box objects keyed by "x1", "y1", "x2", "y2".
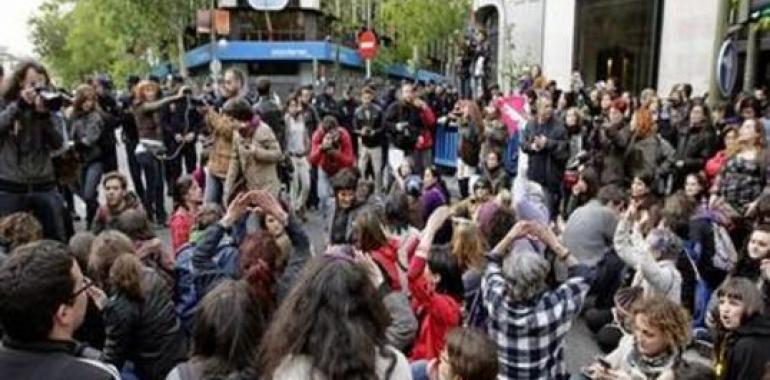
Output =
[{"x1": 272, "y1": 346, "x2": 412, "y2": 380}]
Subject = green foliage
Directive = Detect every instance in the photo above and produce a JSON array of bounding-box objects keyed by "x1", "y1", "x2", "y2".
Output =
[
  {"x1": 29, "y1": 0, "x2": 206, "y2": 87},
  {"x1": 379, "y1": 0, "x2": 471, "y2": 68}
]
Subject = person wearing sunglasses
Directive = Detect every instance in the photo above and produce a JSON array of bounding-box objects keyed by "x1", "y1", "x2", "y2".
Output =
[{"x1": 0, "y1": 240, "x2": 120, "y2": 379}]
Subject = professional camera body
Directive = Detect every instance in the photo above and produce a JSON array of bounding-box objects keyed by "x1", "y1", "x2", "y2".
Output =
[{"x1": 34, "y1": 86, "x2": 70, "y2": 112}]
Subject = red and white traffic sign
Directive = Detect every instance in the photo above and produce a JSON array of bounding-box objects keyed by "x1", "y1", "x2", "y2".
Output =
[{"x1": 357, "y1": 30, "x2": 378, "y2": 60}]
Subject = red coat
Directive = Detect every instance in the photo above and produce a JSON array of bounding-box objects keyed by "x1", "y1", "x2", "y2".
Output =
[
  {"x1": 705, "y1": 150, "x2": 728, "y2": 184},
  {"x1": 407, "y1": 256, "x2": 462, "y2": 361},
  {"x1": 415, "y1": 106, "x2": 436, "y2": 151},
  {"x1": 169, "y1": 207, "x2": 195, "y2": 254},
  {"x1": 371, "y1": 239, "x2": 403, "y2": 292},
  {"x1": 308, "y1": 127, "x2": 355, "y2": 176}
]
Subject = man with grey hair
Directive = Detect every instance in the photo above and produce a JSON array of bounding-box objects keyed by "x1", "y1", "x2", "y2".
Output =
[{"x1": 483, "y1": 220, "x2": 592, "y2": 379}]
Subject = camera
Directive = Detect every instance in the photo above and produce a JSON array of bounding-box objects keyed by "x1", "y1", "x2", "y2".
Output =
[
  {"x1": 395, "y1": 121, "x2": 409, "y2": 132},
  {"x1": 34, "y1": 86, "x2": 69, "y2": 112}
]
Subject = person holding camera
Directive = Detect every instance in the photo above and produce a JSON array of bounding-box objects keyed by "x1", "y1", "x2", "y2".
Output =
[
  {"x1": 0, "y1": 61, "x2": 67, "y2": 241},
  {"x1": 161, "y1": 75, "x2": 202, "y2": 197},
  {"x1": 384, "y1": 83, "x2": 426, "y2": 176},
  {"x1": 354, "y1": 86, "x2": 385, "y2": 193},
  {"x1": 308, "y1": 115, "x2": 355, "y2": 225},
  {"x1": 131, "y1": 79, "x2": 188, "y2": 227}
]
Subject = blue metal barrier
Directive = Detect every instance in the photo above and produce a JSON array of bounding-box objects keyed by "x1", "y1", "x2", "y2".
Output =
[{"x1": 433, "y1": 123, "x2": 459, "y2": 168}]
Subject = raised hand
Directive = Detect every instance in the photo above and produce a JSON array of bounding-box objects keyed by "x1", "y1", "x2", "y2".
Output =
[{"x1": 250, "y1": 189, "x2": 288, "y2": 225}]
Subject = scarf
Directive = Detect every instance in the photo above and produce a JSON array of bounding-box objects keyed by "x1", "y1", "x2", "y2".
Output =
[{"x1": 627, "y1": 342, "x2": 680, "y2": 379}]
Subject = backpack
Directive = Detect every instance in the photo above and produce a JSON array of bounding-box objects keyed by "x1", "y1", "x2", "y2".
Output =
[{"x1": 712, "y1": 223, "x2": 738, "y2": 272}]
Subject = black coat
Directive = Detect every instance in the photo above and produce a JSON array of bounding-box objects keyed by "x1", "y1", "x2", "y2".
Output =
[
  {"x1": 383, "y1": 101, "x2": 424, "y2": 152},
  {"x1": 719, "y1": 315, "x2": 770, "y2": 380},
  {"x1": 102, "y1": 268, "x2": 187, "y2": 380},
  {"x1": 314, "y1": 93, "x2": 341, "y2": 120},
  {"x1": 521, "y1": 117, "x2": 570, "y2": 191},
  {"x1": 0, "y1": 339, "x2": 118, "y2": 380},
  {"x1": 353, "y1": 103, "x2": 385, "y2": 148},
  {"x1": 673, "y1": 123, "x2": 716, "y2": 182}
]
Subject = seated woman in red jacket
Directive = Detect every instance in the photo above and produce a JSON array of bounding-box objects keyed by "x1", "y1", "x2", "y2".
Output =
[
  {"x1": 169, "y1": 176, "x2": 203, "y2": 253},
  {"x1": 407, "y1": 206, "x2": 463, "y2": 362}
]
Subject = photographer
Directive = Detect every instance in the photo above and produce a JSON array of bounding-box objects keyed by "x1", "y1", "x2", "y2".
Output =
[
  {"x1": 0, "y1": 61, "x2": 67, "y2": 241},
  {"x1": 161, "y1": 75, "x2": 202, "y2": 196},
  {"x1": 384, "y1": 82, "x2": 426, "y2": 175},
  {"x1": 131, "y1": 79, "x2": 188, "y2": 226},
  {"x1": 354, "y1": 86, "x2": 385, "y2": 193},
  {"x1": 309, "y1": 115, "x2": 355, "y2": 224}
]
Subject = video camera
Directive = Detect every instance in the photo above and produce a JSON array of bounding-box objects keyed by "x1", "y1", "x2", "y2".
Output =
[{"x1": 34, "y1": 86, "x2": 70, "y2": 112}]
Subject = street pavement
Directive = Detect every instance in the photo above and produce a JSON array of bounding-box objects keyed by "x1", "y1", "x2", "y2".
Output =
[{"x1": 73, "y1": 135, "x2": 601, "y2": 373}]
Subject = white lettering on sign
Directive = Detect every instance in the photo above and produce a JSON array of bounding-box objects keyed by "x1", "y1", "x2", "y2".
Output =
[
  {"x1": 360, "y1": 42, "x2": 376, "y2": 49},
  {"x1": 271, "y1": 49, "x2": 309, "y2": 57}
]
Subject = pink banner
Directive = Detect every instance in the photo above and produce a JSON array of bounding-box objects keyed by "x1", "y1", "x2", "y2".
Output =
[{"x1": 495, "y1": 96, "x2": 527, "y2": 135}]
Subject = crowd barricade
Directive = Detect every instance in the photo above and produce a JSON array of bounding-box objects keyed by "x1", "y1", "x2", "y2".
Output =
[{"x1": 433, "y1": 122, "x2": 459, "y2": 168}]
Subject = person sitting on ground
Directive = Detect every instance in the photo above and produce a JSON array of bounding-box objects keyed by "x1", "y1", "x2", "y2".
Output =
[
  {"x1": 408, "y1": 206, "x2": 464, "y2": 363},
  {"x1": 483, "y1": 220, "x2": 592, "y2": 379},
  {"x1": 712, "y1": 277, "x2": 770, "y2": 380},
  {"x1": 614, "y1": 203, "x2": 684, "y2": 303},
  {"x1": 166, "y1": 280, "x2": 264, "y2": 380},
  {"x1": 92, "y1": 171, "x2": 145, "y2": 234},
  {"x1": 0, "y1": 240, "x2": 121, "y2": 380},
  {"x1": 453, "y1": 178, "x2": 493, "y2": 221},
  {"x1": 114, "y1": 209, "x2": 174, "y2": 287},
  {"x1": 89, "y1": 232, "x2": 187, "y2": 380},
  {"x1": 68, "y1": 231, "x2": 106, "y2": 351},
  {"x1": 580, "y1": 295, "x2": 692, "y2": 380},
  {"x1": 169, "y1": 176, "x2": 203, "y2": 253},
  {"x1": 481, "y1": 150, "x2": 511, "y2": 195},
  {"x1": 412, "y1": 327, "x2": 499, "y2": 380},
  {"x1": 0, "y1": 212, "x2": 43, "y2": 264},
  {"x1": 328, "y1": 168, "x2": 364, "y2": 245},
  {"x1": 260, "y1": 246, "x2": 412, "y2": 380}
]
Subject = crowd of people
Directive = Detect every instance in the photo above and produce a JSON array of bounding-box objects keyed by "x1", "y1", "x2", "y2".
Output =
[{"x1": 4, "y1": 55, "x2": 770, "y2": 380}]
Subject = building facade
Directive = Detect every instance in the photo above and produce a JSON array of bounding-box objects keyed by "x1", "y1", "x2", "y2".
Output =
[{"x1": 474, "y1": 0, "x2": 720, "y2": 96}]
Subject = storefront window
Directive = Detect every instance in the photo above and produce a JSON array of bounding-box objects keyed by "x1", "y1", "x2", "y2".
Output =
[{"x1": 574, "y1": 0, "x2": 662, "y2": 93}]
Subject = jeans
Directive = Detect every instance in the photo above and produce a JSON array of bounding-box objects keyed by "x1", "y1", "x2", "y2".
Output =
[
  {"x1": 318, "y1": 169, "x2": 334, "y2": 229},
  {"x1": 205, "y1": 171, "x2": 225, "y2": 205},
  {"x1": 410, "y1": 360, "x2": 430, "y2": 380},
  {"x1": 358, "y1": 143, "x2": 384, "y2": 193},
  {"x1": 80, "y1": 162, "x2": 104, "y2": 228},
  {"x1": 136, "y1": 151, "x2": 166, "y2": 222},
  {"x1": 125, "y1": 140, "x2": 145, "y2": 201},
  {"x1": 166, "y1": 143, "x2": 197, "y2": 195},
  {"x1": 290, "y1": 156, "x2": 311, "y2": 213},
  {"x1": 0, "y1": 188, "x2": 67, "y2": 241}
]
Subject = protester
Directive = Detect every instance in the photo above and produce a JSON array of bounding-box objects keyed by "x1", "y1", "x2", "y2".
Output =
[
  {"x1": 483, "y1": 220, "x2": 591, "y2": 379},
  {"x1": 254, "y1": 78, "x2": 285, "y2": 150},
  {"x1": 0, "y1": 240, "x2": 121, "y2": 379},
  {"x1": 384, "y1": 82, "x2": 427, "y2": 176},
  {"x1": 327, "y1": 168, "x2": 363, "y2": 244},
  {"x1": 412, "y1": 327, "x2": 499, "y2": 380},
  {"x1": 260, "y1": 248, "x2": 412, "y2": 380},
  {"x1": 161, "y1": 76, "x2": 201, "y2": 197},
  {"x1": 671, "y1": 100, "x2": 716, "y2": 189},
  {"x1": 89, "y1": 232, "x2": 187, "y2": 380},
  {"x1": 222, "y1": 98, "x2": 283, "y2": 203},
  {"x1": 166, "y1": 280, "x2": 263, "y2": 380},
  {"x1": 713, "y1": 277, "x2": 770, "y2": 380},
  {"x1": 481, "y1": 150, "x2": 511, "y2": 195},
  {"x1": 455, "y1": 100, "x2": 484, "y2": 199},
  {"x1": 591, "y1": 97, "x2": 631, "y2": 186},
  {"x1": 580, "y1": 295, "x2": 692, "y2": 380},
  {"x1": 0, "y1": 61, "x2": 66, "y2": 241},
  {"x1": 92, "y1": 171, "x2": 145, "y2": 233},
  {"x1": 169, "y1": 176, "x2": 203, "y2": 252},
  {"x1": 0, "y1": 212, "x2": 43, "y2": 264}
]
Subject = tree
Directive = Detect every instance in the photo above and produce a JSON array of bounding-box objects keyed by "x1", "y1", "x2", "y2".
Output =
[{"x1": 30, "y1": 0, "x2": 207, "y2": 86}]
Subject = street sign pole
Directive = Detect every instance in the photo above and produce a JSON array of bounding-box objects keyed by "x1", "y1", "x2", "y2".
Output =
[{"x1": 366, "y1": 59, "x2": 371, "y2": 79}]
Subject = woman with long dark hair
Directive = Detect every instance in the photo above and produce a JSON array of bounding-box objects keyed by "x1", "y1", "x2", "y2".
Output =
[
  {"x1": 166, "y1": 280, "x2": 265, "y2": 380},
  {"x1": 169, "y1": 175, "x2": 203, "y2": 253},
  {"x1": 260, "y1": 249, "x2": 411, "y2": 380}
]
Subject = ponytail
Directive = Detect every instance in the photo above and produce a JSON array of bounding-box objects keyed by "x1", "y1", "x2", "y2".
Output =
[{"x1": 109, "y1": 254, "x2": 144, "y2": 302}]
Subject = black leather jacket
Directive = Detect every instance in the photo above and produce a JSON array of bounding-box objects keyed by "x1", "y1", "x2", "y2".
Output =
[
  {"x1": 102, "y1": 268, "x2": 187, "y2": 380},
  {"x1": 0, "y1": 338, "x2": 119, "y2": 380},
  {"x1": 353, "y1": 103, "x2": 384, "y2": 148}
]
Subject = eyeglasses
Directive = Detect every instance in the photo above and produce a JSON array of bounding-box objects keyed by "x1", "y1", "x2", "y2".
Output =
[{"x1": 70, "y1": 277, "x2": 95, "y2": 301}]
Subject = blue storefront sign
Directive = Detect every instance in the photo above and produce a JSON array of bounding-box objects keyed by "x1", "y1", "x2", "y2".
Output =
[{"x1": 184, "y1": 41, "x2": 445, "y2": 82}]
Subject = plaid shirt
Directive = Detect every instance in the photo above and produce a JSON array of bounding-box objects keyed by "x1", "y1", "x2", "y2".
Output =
[
  {"x1": 717, "y1": 156, "x2": 764, "y2": 214},
  {"x1": 482, "y1": 257, "x2": 591, "y2": 380}
]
